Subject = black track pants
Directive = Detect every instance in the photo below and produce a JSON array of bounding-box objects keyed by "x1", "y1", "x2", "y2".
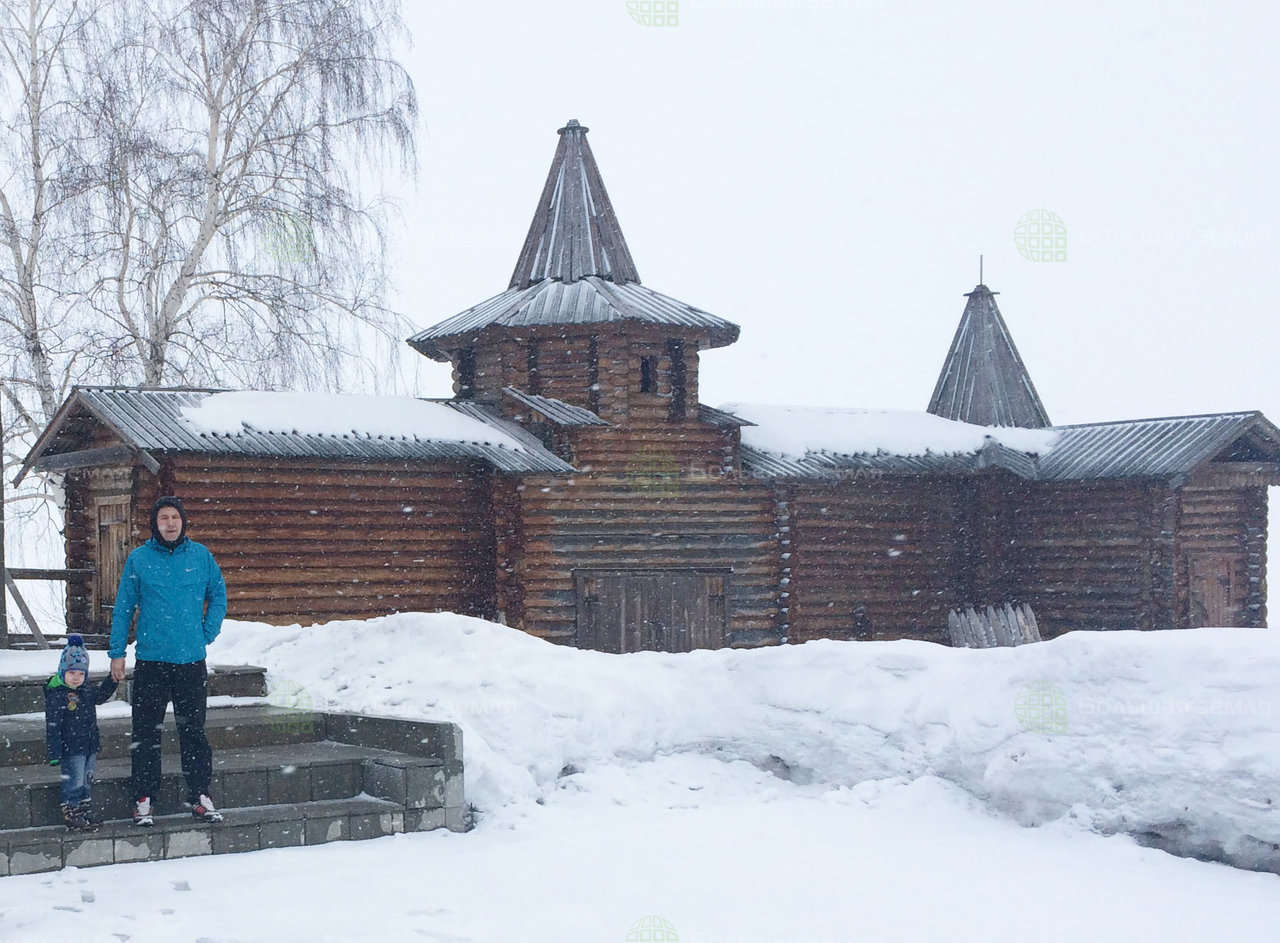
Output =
[{"x1": 130, "y1": 659, "x2": 212, "y2": 804}]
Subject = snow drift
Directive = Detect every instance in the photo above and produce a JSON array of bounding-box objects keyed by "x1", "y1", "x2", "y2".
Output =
[{"x1": 193, "y1": 613, "x2": 1279, "y2": 874}]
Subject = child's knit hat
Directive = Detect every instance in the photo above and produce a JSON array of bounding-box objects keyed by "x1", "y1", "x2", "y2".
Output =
[{"x1": 57, "y1": 634, "x2": 89, "y2": 679}]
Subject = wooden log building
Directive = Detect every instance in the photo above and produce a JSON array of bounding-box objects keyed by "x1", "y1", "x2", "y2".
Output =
[{"x1": 18, "y1": 119, "x2": 1280, "y2": 650}]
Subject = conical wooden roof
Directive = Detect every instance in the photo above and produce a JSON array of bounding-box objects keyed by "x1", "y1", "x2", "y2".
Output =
[
  {"x1": 927, "y1": 284, "x2": 1051, "y2": 428},
  {"x1": 508, "y1": 119, "x2": 640, "y2": 288}
]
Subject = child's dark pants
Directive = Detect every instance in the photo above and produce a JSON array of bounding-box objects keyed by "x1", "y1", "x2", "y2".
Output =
[{"x1": 130, "y1": 659, "x2": 212, "y2": 804}]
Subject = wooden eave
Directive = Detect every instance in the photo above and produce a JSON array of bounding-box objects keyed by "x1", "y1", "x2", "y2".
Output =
[{"x1": 14, "y1": 389, "x2": 162, "y2": 486}]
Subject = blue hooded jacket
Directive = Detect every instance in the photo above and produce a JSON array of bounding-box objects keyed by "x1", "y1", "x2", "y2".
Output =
[{"x1": 107, "y1": 537, "x2": 228, "y2": 663}]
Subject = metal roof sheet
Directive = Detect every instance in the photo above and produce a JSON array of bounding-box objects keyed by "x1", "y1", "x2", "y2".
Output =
[
  {"x1": 408, "y1": 277, "x2": 739, "y2": 359},
  {"x1": 30, "y1": 387, "x2": 574, "y2": 475},
  {"x1": 927, "y1": 284, "x2": 1051, "y2": 428},
  {"x1": 698, "y1": 405, "x2": 755, "y2": 427},
  {"x1": 501, "y1": 388, "x2": 608, "y2": 426},
  {"x1": 508, "y1": 120, "x2": 640, "y2": 289},
  {"x1": 740, "y1": 411, "x2": 1280, "y2": 482}
]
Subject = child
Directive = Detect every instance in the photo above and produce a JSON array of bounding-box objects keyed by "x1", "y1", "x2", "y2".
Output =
[{"x1": 44, "y1": 635, "x2": 119, "y2": 830}]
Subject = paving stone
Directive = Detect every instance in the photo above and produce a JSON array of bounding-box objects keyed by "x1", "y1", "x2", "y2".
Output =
[
  {"x1": 404, "y1": 809, "x2": 446, "y2": 832},
  {"x1": 310, "y1": 762, "x2": 360, "y2": 801},
  {"x1": 9, "y1": 841, "x2": 61, "y2": 874},
  {"x1": 349, "y1": 812, "x2": 400, "y2": 841},
  {"x1": 305, "y1": 816, "x2": 347, "y2": 845},
  {"x1": 166, "y1": 828, "x2": 213, "y2": 859},
  {"x1": 0, "y1": 785, "x2": 31, "y2": 829},
  {"x1": 363, "y1": 761, "x2": 406, "y2": 805},
  {"x1": 114, "y1": 833, "x2": 164, "y2": 863},
  {"x1": 444, "y1": 772, "x2": 465, "y2": 810},
  {"x1": 445, "y1": 806, "x2": 470, "y2": 833},
  {"x1": 222, "y1": 769, "x2": 270, "y2": 807},
  {"x1": 260, "y1": 821, "x2": 304, "y2": 849},
  {"x1": 64, "y1": 837, "x2": 115, "y2": 868},
  {"x1": 211, "y1": 824, "x2": 261, "y2": 856},
  {"x1": 267, "y1": 765, "x2": 312, "y2": 804}
]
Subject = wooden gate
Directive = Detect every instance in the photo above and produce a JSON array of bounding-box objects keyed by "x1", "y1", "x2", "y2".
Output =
[
  {"x1": 574, "y1": 569, "x2": 729, "y2": 653},
  {"x1": 1188, "y1": 553, "x2": 1244, "y2": 628}
]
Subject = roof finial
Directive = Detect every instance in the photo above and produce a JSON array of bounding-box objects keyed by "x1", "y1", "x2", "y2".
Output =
[
  {"x1": 558, "y1": 118, "x2": 588, "y2": 135},
  {"x1": 979, "y1": 254, "x2": 984, "y2": 286}
]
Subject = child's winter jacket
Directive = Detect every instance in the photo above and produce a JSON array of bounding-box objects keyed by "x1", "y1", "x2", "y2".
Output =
[{"x1": 44, "y1": 675, "x2": 119, "y2": 762}]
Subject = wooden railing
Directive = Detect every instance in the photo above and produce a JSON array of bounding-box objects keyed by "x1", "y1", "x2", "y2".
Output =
[{"x1": 1, "y1": 568, "x2": 95, "y2": 650}]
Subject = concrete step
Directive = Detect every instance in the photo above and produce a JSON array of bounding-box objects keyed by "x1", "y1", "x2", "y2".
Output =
[
  {"x1": 0, "y1": 739, "x2": 425, "y2": 830},
  {"x1": 0, "y1": 794, "x2": 455, "y2": 875},
  {"x1": 0, "y1": 664, "x2": 267, "y2": 715},
  {"x1": 0, "y1": 704, "x2": 326, "y2": 767}
]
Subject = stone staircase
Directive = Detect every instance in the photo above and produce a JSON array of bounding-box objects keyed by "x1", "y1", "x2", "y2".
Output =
[{"x1": 0, "y1": 666, "x2": 467, "y2": 875}]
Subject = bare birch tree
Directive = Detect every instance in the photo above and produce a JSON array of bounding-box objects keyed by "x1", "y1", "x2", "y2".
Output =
[{"x1": 73, "y1": 0, "x2": 417, "y2": 391}]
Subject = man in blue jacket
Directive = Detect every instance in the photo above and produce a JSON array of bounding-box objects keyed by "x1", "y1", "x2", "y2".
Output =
[{"x1": 109, "y1": 496, "x2": 228, "y2": 826}]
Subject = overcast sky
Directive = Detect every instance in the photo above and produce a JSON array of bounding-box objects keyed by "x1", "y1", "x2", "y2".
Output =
[{"x1": 387, "y1": 0, "x2": 1277, "y2": 432}]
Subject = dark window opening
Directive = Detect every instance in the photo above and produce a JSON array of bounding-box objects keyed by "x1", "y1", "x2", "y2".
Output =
[
  {"x1": 667, "y1": 339, "x2": 686, "y2": 421},
  {"x1": 457, "y1": 347, "x2": 477, "y2": 399},
  {"x1": 527, "y1": 342, "x2": 540, "y2": 394},
  {"x1": 640, "y1": 355, "x2": 658, "y2": 394}
]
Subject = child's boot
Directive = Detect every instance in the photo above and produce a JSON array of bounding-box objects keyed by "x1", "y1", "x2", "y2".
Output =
[
  {"x1": 61, "y1": 803, "x2": 89, "y2": 831},
  {"x1": 76, "y1": 799, "x2": 101, "y2": 830}
]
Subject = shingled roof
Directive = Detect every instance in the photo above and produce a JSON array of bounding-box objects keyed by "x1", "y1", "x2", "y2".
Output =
[
  {"x1": 927, "y1": 284, "x2": 1051, "y2": 428},
  {"x1": 408, "y1": 120, "x2": 740, "y2": 360}
]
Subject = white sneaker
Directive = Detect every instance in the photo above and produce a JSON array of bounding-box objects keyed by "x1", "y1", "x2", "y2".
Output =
[
  {"x1": 133, "y1": 797, "x2": 154, "y2": 827},
  {"x1": 191, "y1": 794, "x2": 224, "y2": 823}
]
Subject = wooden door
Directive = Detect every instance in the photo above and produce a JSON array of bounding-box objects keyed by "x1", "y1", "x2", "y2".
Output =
[
  {"x1": 95, "y1": 498, "x2": 132, "y2": 628},
  {"x1": 1188, "y1": 553, "x2": 1243, "y2": 628},
  {"x1": 575, "y1": 569, "x2": 728, "y2": 653}
]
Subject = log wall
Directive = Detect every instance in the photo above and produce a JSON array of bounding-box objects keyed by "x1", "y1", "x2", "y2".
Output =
[
  {"x1": 786, "y1": 477, "x2": 967, "y2": 643},
  {"x1": 502, "y1": 474, "x2": 781, "y2": 645},
  {"x1": 163, "y1": 456, "x2": 496, "y2": 625},
  {"x1": 1001, "y1": 480, "x2": 1157, "y2": 637}
]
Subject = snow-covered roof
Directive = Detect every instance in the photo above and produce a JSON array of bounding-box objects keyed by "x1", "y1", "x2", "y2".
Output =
[
  {"x1": 725, "y1": 403, "x2": 1280, "y2": 482},
  {"x1": 20, "y1": 387, "x2": 574, "y2": 480}
]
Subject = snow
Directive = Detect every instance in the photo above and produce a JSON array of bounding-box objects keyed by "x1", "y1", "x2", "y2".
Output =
[
  {"x1": 181, "y1": 390, "x2": 526, "y2": 450},
  {"x1": 2, "y1": 615, "x2": 1277, "y2": 941},
  {"x1": 721, "y1": 402, "x2": 1059, "y2": 459}
]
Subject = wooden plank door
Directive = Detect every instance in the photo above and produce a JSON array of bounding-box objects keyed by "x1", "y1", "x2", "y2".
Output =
[
  {"x1": 574, "y1": 569, "x2": 728, "y2": 653},
  {"x1": 1188, "y1": 553, "x2": 1243, "y2": 627},
  {"x1": 95, "y1": 498, "x2": 132, "y2": 629}
]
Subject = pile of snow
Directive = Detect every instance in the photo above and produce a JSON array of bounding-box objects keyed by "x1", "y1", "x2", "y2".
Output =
[
  {"x1": 721, "y1": 402, "x2": 1058, "y2": 458},
  {"x1": 181, "y1": 390, "x2": 526, "y2": 449},
  {"x1": 206, "y1": 613, "x2": 1279, "y2": 872}
]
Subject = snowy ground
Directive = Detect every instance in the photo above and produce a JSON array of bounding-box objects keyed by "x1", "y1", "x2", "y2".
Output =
[{"x1": 1, "y1": 615, "x2": 1277, "y2": 942}]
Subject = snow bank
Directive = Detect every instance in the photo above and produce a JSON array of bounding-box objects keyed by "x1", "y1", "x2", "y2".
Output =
[
  {"x1": 210, "y1": 614, "x2": 1280, "y2": 872},
  {"x1": 721, "y1": 402, "x2": 1058, "y2": 457}
]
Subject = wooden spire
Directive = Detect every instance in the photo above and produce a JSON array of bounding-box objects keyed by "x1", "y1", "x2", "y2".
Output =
[
  {"x1": 508, "y1": 120, "x2": 641, "y2": 289},
  {"x1": 927, "y1": 283, "x2": 1051, "y2": 428}
]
